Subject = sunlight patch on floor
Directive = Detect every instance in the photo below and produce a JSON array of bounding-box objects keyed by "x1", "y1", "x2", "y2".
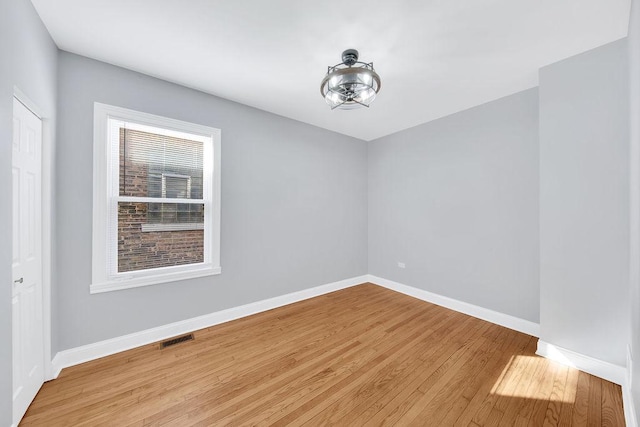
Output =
[{"x1": 490, "y1": 355, "x2": 576, "y2": 403}]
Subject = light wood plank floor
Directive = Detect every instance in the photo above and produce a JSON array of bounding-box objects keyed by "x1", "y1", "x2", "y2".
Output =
[{"x1": 21, "y1": 284, "x2": 625, "y2": 426}]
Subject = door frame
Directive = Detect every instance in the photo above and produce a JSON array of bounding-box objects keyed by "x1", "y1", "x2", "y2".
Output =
[{"x1": 13, "y1": 86, "x2": 53, "y2": 381}]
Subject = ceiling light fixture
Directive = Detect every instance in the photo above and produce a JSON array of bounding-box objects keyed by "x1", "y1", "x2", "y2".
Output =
[{"x1": 320, "y1": 49, "x2": 381, "y2": 110}]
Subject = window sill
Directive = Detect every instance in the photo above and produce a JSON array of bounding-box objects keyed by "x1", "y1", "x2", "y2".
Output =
[
  {"x1": 90, "y1": 265, "x2": 221, "y2": 294},
  {"x1": 141, "y1": 223, "x2": 204, "y2": 232}
]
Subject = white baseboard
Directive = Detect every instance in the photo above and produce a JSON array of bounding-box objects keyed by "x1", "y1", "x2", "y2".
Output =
[
  {"x1": 50, "y1": 275, "x2": 368, "y2": 378},
  {"x1": 624, "y1": 343, "x2": 638, "y2": 427},
  {"x1": 535, "y1": 340, "x2": 626, "y2": 385},
  {"x1": 47, "y1": 273, "x2": 637, "y2": 425},
  {"x1": 365, "y1": 275, "x2": 540, "y2": 337},
  {"x1": 623, "y1": 380, "x2": 638, "y2": 427}
]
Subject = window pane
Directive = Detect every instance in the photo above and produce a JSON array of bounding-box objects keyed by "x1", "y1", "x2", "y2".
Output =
[
  {"x1": 118, "y1": 202, "x2": 204, "y2": 272},
  {"x1": 145, "y1": 202, "x2": 204, "y2": 224},
  {"x1": 119, "y1": 128, "x2": 204, "y2": 199}
]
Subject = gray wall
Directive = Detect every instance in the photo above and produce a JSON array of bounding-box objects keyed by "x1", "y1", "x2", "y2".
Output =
[
  {"x1": 368, "y1": 88, "x2": 540, "y2": 322},
  {"x1": 0, "y1": 0, "x2": 57, "y2": 424},
  {"x1": 539, "y1": 39, "x2": 629, "y2": 366},
  {"x1": 629, "y1": 0, "x2": 640, "y2": 418},
  {"x1": 55, "y1": 52, "x2": 368, "y2": 352}
]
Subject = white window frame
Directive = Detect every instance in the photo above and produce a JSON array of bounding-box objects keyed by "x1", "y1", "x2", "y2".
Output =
[{"x1": 91, "y1": 103, "x2": 221, "y2": 294}]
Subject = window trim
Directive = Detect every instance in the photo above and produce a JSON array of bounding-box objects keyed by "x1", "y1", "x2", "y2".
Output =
[{"x1": 91, "y1": 103, "x2": 221, "y2": 294}]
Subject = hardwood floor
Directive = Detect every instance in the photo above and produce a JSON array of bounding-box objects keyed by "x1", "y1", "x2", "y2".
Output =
[{"x1": 21, "y1": 284, "x2": 625, "y2": 426}]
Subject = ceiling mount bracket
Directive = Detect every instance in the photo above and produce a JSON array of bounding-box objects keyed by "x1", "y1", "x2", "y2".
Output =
[{"x1": 341, "y1": 49, "x2": 359, "y2": 66}]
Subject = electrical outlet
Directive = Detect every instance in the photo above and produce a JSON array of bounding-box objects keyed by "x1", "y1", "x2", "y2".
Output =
[{"x1": 397, "y1": 262, "x2": 406, "y2": 269}]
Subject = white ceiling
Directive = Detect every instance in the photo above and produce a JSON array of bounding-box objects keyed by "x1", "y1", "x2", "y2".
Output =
[{"x1": 31, "y1": 0, "x2": 630, "y2": 141}]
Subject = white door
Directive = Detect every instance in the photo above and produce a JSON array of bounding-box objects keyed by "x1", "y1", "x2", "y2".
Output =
[{"x1": 12, "y1": 97, "x2": 44, "y2": 426}]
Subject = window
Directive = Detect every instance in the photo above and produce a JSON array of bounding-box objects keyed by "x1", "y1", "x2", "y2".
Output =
[{"x1": 92, "y1": 103, "x2": 221, "y2": 293}]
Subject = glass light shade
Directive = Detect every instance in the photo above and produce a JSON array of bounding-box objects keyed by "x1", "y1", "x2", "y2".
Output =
[{"x1": 320, "y1": 64, "x2": 381, "y2": 110}]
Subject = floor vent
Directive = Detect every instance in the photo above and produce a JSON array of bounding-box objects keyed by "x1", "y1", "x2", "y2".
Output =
[{"x1": 160, "y1": 333, "x2": 194, "y2": 349}]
